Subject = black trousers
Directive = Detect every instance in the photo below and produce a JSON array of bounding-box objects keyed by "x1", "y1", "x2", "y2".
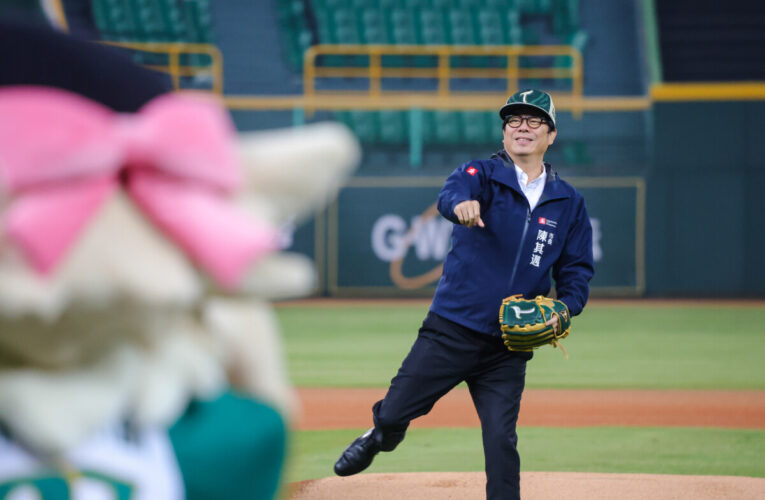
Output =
[{"x1": 372, "y1": 312, "x2": 532, "y2": 500}]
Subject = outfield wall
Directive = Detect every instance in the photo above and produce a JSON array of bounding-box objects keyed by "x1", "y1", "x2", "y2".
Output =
[{"x1": 646, "y1": 98, "x2": 765, "y2": 296}]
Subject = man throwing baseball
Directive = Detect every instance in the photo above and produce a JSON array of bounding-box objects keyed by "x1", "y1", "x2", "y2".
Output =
[{"x1": 334, "y1": 90, "x2": 594, "y2": 500}]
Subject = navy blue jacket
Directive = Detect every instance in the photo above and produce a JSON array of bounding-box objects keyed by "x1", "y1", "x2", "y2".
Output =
[{"x1": 430, "y1": 151, "x2": 594, "y2": 336}]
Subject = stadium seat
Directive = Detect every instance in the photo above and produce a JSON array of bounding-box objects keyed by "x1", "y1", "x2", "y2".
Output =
[
  {"x1": 431, "y1": 110, "x2": 461, "y2": 144},
  {"x1": 156, "y1": 0, "x2": 185, "y2": 40},
  {"x1": 389, "y1": 8, "x2": 418, "y2": 45},
  {"x1": 430, "y1": 0, "x2": 450, "y2": 9},
  {"x1": 486, "y1": 0, "x2": 518, "y2": 8},
  {"x1": 505, "y1": 10, "x2": 523, "y2": 44},
  {"x1": 456, "y1": 0, "x2": 483, "y2": 9},
  {"x1": 332, "y1": 8, "x2": 360, "y2": 44},
  {"x1": 92, "y1": 0, "x2": 135, "y2": 39},
  {"x1": 448, "y1": 9, "x2": 477, "y2": 45},
  {"x1": 351, "y1": 0, "x2": 377, "y2": 8},
  {"x1": 552, "y1": 0, "x2": 580, "y2": 38},
  {"x1": 521, "y1": 0, "x2": 552, "y2": 15},
  {"x1": 379, "y1": 111, "x2": 408, "y2": 144},
  {"x1": 182, "y1": 0, "x2": 213, "y2": 43},
  {"x1": 349, "y1": 111, "x2": 379, "y2": 143},
  {"x1": 461, "y1": 110, "x2": 490, "y2": 144},
  {"x1": 313, "y1": 0, "x2": 347, "y2": 9},
  {"x1": 313, "y1": 7, "x2": 332, "y2": 43},
  {"x1": 361, "y1": 8, "x2": 389, "y2": 44},
  {"x1": 419, "y1": 8, "x2": 447, "y2": 46},
  {"x1": 477, "y1": 9, "x2": 504, "y2": 46},
  {"x1": 127, "y1": 0, "x2": 160, "y2": 40}
]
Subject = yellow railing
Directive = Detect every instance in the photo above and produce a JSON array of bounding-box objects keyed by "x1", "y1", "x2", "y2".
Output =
[
  {"x1": 101, "y1": 41, "x2": 224, "y2": 94},
  {"x1": 302, "y1": 44, "x2": 583, "y2": 114}
]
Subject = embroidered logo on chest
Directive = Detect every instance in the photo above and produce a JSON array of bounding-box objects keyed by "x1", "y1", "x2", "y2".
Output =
[{"x1": 538, "y1": 217, "x2": 557, "y2": 228}]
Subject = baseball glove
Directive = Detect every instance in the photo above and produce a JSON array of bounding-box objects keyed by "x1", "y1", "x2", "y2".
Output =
[{"x1": 499, "y1": 295, "x2": 571, "y2": 356}]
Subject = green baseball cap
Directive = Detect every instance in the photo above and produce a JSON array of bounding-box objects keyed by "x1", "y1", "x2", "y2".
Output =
[{"x1": 499, "y1": 89, "x2": 557, "y2": 129}]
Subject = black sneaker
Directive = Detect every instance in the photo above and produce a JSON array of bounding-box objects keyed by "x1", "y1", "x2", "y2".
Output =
[{"x1": 333, "y1": 427, "x2": 381, "y2": 476}]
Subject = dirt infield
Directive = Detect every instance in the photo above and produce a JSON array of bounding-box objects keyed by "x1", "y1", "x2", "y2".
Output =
[
  {"x1": 289, "y1": 472, "x2": 765, "y2": 500},
  {"x1": 288, "y1": 388, "x2": 765, "y2": 499},
  {"x1": 294, "y1": 387, "x2": 765, "y2": 430}
]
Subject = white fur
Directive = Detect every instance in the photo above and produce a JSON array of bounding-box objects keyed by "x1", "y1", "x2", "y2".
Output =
[
  {"x1": 0, "y1": 347, "x2": 139, "y2": 453},
  {"x1": 237, "y1": 122, "x2": 360, "y2": 226},
  {"x1": 0, "y1": 122, "x2": 358, "y2": 456},
  {"x1": 240, "y1": 252, "x2": 317, "y2": 299},
  {"x1": 203, "y1": 298, "x2": 299, "y2": 419}
]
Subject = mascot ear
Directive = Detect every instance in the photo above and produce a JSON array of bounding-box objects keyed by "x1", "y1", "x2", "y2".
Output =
[{"x1": 236, "y1": 122, "x2": 360, "y2": 226}]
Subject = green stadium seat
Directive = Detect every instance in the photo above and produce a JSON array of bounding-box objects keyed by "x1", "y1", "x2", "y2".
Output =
[
  {"x1": 349, "y1": 111, "x2": 379, "y2": 143},
  {"x1": 477, "y1": 9, "x2": 504, "y2": 46},
  {"x1": 503, "y1": 10, "x2": 523, "y2": 45},
  {"x1": 292, "y1": 28, "x2": 314, "y2": 67},
  {"x1": 313, "y1": 7, "x2": 332, "y2": 43},
  {"x1": 456, "y1": 0, "x2": 483, "y2": 9},
  {"x1": 431, "y1": 110, "x2": 461, "y2": 144},
  {"x1": 361, "y1": 8, "x2": 389, "y2": 44},
  {"x1": 90, "y1": 0, "x2": 120, "y2": 38},
  {"x1": 461, "y1": 110, "x2": 490, "y2": 143},
  {"x1": 379, "y1": 111, "x2": 408, "y2": 144},
  {"x1": 416, "y1": 109, "x2": 435, "y2": 144},
  {"x1": 562, "y1": 141, "x2": 592, "y2": 165},
  {"x1": 488, "y1": 111, "x2": 503, "y2": 143},
  {"x1": 332, "y1": 8, "x2": 360, "y2": 44},
  {"x1": 314, "y1": 0, "x2": 348, "y2": 9},
  {"x1": 95, "y1": 0, "x2": 136, "y2": 39},
  {"x1": 182, "y1": 0, "x2": 213, "y2": 43},
  {"x1": 127, "y1": 0, "x2": 158, "y2": 39},
  {"x1": 331, "y1": 9, "x2": 354, "y2": 32},
  {"x1": 156, "y1": 0, "x2": 185, "y2": 39},
  {"x1": 520, "y1": 0, "x2": 552, "y2": 15},
  {"x1": 448, "y1": 9, "x2": 477, "y2": 45},
  {"x1": 419, "y1": 8, "x2": 447, "y2": 45},
  {"x1": 552, "y1": 0, "x2": 580, "y2": 38},
  {"x1": 333, "y1": 110, "x2": 353, "y2": 128},
  {"x1": 486, "y1": 0, "x2": 518, "y2": 8},
  {"x1": 351, "y1": 0, "x2": 377, "y2": 8},
  {"x1": 389, "y1": 8, "x2": 418, "y2": 45}
]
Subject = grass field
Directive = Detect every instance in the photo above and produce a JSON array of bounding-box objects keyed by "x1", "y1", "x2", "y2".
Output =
[
  {"x1": 289, "y1": 428, "x2": 765, "y2": 482},
  {"x1": 277, "y1": 301, "x2": 765, "y2": 389},
  {"x1": 276, "y1": 300, "x2": 765, "y2": 483}
]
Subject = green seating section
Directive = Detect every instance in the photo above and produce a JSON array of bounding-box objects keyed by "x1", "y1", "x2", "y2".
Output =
[
  {"x1": 277, "y1": 0, "x2": 315, "y2": 70},
  {"x1": 334, "y1": 109, "x2": 503, "y2": 145},
  {"x1": 303, "y1": 0, "x2": 582, "y2": 48},
  {"x1": 279, "y1": 0, "x2": 585, "y2": 146},
  {"x1": 91, "y1": 0, "x2": 212, "y2": 42},
  {"x1": 91, "y1": 0, "x2": 214, "y2": 68}
]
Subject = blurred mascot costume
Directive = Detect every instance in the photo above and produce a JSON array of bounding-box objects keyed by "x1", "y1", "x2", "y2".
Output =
[{"x1": 0, "y1": 17, "x2": 360, "y2": 500}]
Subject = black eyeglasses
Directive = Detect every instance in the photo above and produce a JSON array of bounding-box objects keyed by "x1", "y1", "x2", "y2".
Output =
[{"x1": 505, "y1": 115, "x2": 547, "y2": 129}]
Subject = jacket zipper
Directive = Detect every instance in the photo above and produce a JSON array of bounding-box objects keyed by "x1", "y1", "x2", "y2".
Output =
[{"x1": 507, "y1": 207, "x2": 531, "y2": 291}]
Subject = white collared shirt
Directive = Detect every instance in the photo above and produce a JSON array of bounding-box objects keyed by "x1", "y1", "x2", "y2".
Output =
[{"x1": 514, "y1": 164, "x2": 546, "y2": 211}]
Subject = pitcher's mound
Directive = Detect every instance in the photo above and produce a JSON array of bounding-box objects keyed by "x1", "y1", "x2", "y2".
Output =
[{"x1": 288, "y1": 471, "x2": 765, "y2": 500}]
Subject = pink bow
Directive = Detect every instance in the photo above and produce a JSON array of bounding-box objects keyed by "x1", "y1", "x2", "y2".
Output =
[{"x1": 0, "y1": 86, "x2": 278, "y2": 289}]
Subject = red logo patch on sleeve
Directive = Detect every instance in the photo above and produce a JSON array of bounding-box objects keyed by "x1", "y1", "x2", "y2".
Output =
[
  {"x1": 466, "y1": 166, "x2": 478, "y2": 176},
  {"x1": 538, "y1": 217, "x2": 546, "y2": 224}
]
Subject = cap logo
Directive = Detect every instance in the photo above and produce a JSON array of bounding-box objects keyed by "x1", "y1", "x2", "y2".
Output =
[{"x1": 520, "y1": 90, "x2": 533, "y2": 103}]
